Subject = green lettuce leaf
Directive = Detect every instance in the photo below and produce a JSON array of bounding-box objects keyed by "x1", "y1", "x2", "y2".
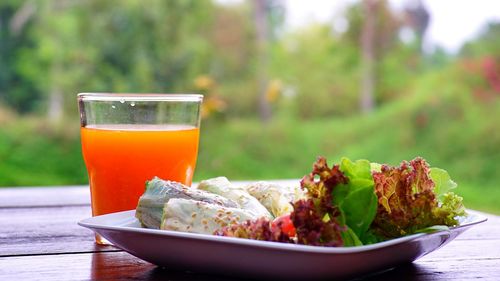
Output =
[
  {"x1": 359, "y1": 229, "x2": 381, "y2": 245},
  {"x1": 414, "y1": 225, "x2": 449, "y2": 234},
  {"x1": 430, "y1": 167, "x2": 458, "y2": 198},
  {"x1": 336, "y1": 158, "x2": 378, "y2": 244},
  {"x1": 370, "y1": 162, "x2": 382, "y2": 173},
  {"x1": 433, "y1": 192, "x2": 466, "y2": 226},
  {"x1": 340, "y1": 186, "x2": 378, "y2": 238},
  {"x1": 340, "y1": 158, "x2": 373, "y2": 180},
  {"x1": 341, "y1": 226, "x2": 363, "y2": 247}
]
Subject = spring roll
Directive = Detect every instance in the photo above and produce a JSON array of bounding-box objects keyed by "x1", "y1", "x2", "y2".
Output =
[
  {"x1": 244, "y1": 181, "x2": 306, "y2": 217},
  {"x1": 197, "y1": 177, "x2": 273, "y2": 219},
  {"x1": 136, "y1": 177, "x2": 238, "y2": 229},
  {"x1": 161, "y1": 198, "x2": 257, "y2": 234}
]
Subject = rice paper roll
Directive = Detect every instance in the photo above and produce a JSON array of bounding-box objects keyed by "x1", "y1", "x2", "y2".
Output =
[
  {"x1": 161, "y1": 198, "x2": 257, "y2": 234},
  {"x1": 136, "y1": 177, "x2": 238, "y2": 229},
  {"x1": 244, "y1": 181, "x2": 306, "y2": 217},
  {"x1": 197, "y1": 177, "x2": 273, "y2": 219}
]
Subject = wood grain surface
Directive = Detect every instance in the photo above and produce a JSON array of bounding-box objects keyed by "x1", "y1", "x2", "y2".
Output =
[{"x1": 0, "y1": 185, "x2": 499, "y2": 281}]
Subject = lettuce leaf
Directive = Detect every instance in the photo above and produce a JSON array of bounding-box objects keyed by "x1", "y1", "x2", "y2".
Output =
[
  {"x1": 414, "y1": 225, "x2": 449, "y2": 234},
  {"x1": 340, "y1": 157, "x2": 373, "y2": 180},
  {"x1": 293, "y1": 156, "x2": 347, "y2": 246},
  {"x1": 341, "y1": 226, "x2": 363, "y2": 247},
  {"x1": 291, "y1": 199, "x2": 344, "y2": 246},
  {"x1": 434, "y1": 192, "x2": 466, "y2": 226},
  {"x1": 336, "y1": 158, "x2": 378, "y2": 244},
  {"x1": 430, "y1": 167, "x2": 458, "y2": 198},
  {"x1": 340, "y1": 186, "x2": 378, "y2": 238},
  {"x1": 371, "y1": 157, "x2": 465, "y2": 239},
  {"x1": 430, "y1": 167, "x2": 466, "y2": 225}
]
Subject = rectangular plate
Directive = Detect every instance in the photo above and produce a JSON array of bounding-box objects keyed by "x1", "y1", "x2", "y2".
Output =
[{"x1": 79, "y1": 210, "x2": 486, "y2": 280}]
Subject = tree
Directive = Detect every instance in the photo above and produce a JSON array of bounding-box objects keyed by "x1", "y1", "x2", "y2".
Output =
[
  {"x1": 404, "y1": 0, "x2": 430, "y2": 53},
  {"x1": 18, "y1": 0, "x2": 215, "y2": 120},
  {"x1": 254, "y1": 0, "x2": 272, "y2": 122},
  {"x1": 360, "y1": 0, "x2": 376, "y2": 113},
  {"x1": 0, "y1": 0, "x2": 40, "y2": 113},
  {"x1": 252, "y1": 0, "x2": 285, "y2": 122},
  {"x1": 345, "y1": 0, "x2": 420, "y2": 110}
]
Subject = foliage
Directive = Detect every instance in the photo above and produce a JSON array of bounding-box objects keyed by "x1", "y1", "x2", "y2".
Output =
[
  {"x1": 0, "y1": 1, "x2": 498, "y2": 218},
  {"x1": 267, "y1": 1, "x2": 426, "y2": 118},
  {"x1": 269, "y1": 24, "x2": 361, "y2": 117},
  {"x1": 460, "y1": 22, "x2": 500, "y2": 58},
  {"x1": 0, "y1": 117, "x2": 87, "y2": 185},
  {"x1": 2, "y1": 0, "x2": 216, "y2": 117},
  {"x1": 0, "y1": 1, "x2": 42, "y2": 112},
  {"x1": 195, "y1": 59, "x2": 500, "y2": 214}
]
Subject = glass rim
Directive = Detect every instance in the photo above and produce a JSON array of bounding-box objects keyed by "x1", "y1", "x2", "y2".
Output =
[{"x1": 77, "y1": 93, "x2": 203, "y2": 102}]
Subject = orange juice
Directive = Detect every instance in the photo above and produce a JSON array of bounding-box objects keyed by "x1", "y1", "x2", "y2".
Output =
[{"x1": 81, "y1": 124, "x2": 199, "y2": 217}]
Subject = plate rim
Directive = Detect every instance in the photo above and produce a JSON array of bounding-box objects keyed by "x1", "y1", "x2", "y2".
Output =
[{"x1": 78, "y1": 209, "x2": 487, "y2": 254}]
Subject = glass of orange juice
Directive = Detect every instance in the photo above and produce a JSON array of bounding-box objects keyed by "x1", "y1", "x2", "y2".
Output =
[{"x1": 78, "y1": 93, "x2": 203, "y2": 244}]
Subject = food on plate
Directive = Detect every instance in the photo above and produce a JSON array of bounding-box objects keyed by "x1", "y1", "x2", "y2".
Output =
[
  {"x1": 135, "y1": 177, "x2": 238, "y2": 229},
  {"x1": 198, "y1": 177, "x2": 273, "y2": 219},
  {"x1": 218, "y1": 158, "x2": 347, "y2": 246},
  {"x1": 244, "y1": 181, "x2": 306, "y2": 217},
  {"x1": 135, "y1": 156, "x2": 467, "y2": 247},
  {"x1": 216, "y1": 157, "x2": 466, "y2": 246},
  {"x1": 161, "y1": 198, "x2": 257, "y2": 234}
]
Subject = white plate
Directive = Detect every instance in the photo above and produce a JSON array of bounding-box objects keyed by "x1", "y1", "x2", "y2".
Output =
[{"x1": 79, "y1": 210, "x2": 486, "y2": 280}]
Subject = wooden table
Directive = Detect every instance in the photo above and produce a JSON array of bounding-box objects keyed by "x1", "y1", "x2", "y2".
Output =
[{"x1": 1, "y1": 184, "x2": 499, "y2": 281}]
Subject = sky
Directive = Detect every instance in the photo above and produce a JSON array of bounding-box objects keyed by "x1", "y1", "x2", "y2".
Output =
[{"x1": 285, "y1": 0, "x2": 500, "y2": 53}]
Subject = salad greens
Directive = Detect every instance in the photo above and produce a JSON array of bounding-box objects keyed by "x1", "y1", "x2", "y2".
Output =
[
  {"x1": 217, "y1": 156, "x2": 467, "y2": 247},
  {"x1": 292, "y1": 158, "x2": 347, "y2": 246},
  {"x1": 371, "y1": 158, "x2": 466, "y2": 239},
  {"x1": 335, "y1": 158, "x2": 378, "y2": 245}
]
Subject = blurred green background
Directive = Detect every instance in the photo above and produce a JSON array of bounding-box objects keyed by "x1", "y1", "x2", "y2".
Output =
[{"x1": 0, "y1": 0, "x2": 499, "y2": 214}]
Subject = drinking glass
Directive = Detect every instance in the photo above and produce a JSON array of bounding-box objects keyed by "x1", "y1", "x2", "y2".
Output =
[{"x1": 78, "y1": 93, "x2": 203, "y2": 244}]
